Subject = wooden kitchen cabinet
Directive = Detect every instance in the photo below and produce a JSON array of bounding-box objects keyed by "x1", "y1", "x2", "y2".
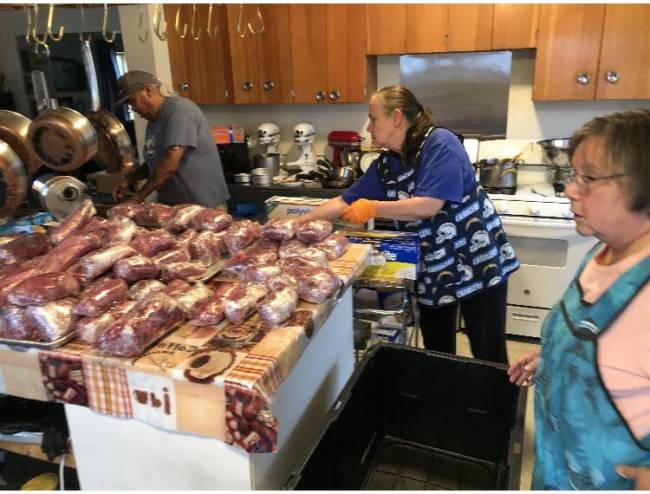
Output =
[
  {"x1": 492, "y1": 4, "x2": 539, "y2": 49},
  {"x1": 534, "y1": 4, "x2": 650, "y2": 100},
  {"x1": 366, "y1": 4, "x2": 406, "y2": 55},
  {"x1": 164, "y1": 4, "x2": 232, "y2": 104},
  {"x1": 447, "y1": 4, "x2": 494, "y2": 52}
]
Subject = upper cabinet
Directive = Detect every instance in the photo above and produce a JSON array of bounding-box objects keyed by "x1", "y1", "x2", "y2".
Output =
[
  {"x1": 533, "y1": 4, "x2": 650, "y2": 100},
  {"x1": 367, "y1": 5, "x2": 406, "y2": 55},
  {"x1": 492, "y1": 4, "x2": 539, "y2": 49}
]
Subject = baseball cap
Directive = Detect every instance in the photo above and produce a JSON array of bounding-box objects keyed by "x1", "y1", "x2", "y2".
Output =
[{"x1": 115, "y1": 70, "x2": 159, "y2": 105}]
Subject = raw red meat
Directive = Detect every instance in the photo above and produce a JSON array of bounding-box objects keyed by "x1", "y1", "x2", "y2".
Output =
[
  {"x1": 133, "y1": 203, "x2": 175, "y2": 228},
  {"x1": 176, "y1": 282, "x2": 213, "y2": 316},
  {"x1": 104, "y1": 216, "x2": 138, "y2": 245},
  {"x1": 224, "y1": 220, "x2": 262, "y2": 254},
  {"x1": 265, "y1": 272, "x2": 298, "y2": 292},
  {"x1": 239, "y1": 265, "x2": 281, "y2": 284},
  {"x1": 257, "y1": 287, "x2": 298, "y2": 327},
  {"x1": 278, "y1": 238, "x2": 308, "y2": 259},
  {"x1": 224, "y1": 282, "x2": 268, "y2": 325},
  {"x1": 295, "y1": 219, "x2": 333, "y2": 244},
  {"x1": 190, "y1": 282, "x2": 236, "y2": 326},
  {"x1": 107, "y1": 202, "x2": 145, "y2": 219},
  {"x1": 26, "y1": 298, "x2": 78, "y2": 342},
  {"x1": 130, "y1": 229, "x2": 176, "y2": 257},
  {"x1": 160, "y1": 261, "x2": 206, "y2": 283},
  {"x1": 113, "y1": 255, "x2": 159, "y2": 283},
  {"x1": 81, "y1": 216, "x2": 108, "y2": 233},
  {"x1": 174, "y1": 228, "x2": 198, "y2": 247},
  {"x1": 48, "y1": 199, "x2": 96, "y2": 245},
  {"x1": 164, "y1": 279, "x2": 191, "y2": 297},
  {"x1": 262, "y1": 219, "x2": 297, "y2": 242},
  {"x1": 0, "y1": 268, "x2": 39, "y2": 305},
  {"x1": 297, "y1": 267, "x2": 341, "y2": 303},
  {"x1": 0, "y1": 234, "x2": 19, "y2": 246},
  {"x1": 76, "y1": 299, "x2": 136, "y2": 344},
  {"x1": 37, "y1": 231, "x2": 104, "y2": 272},
  {"x1": 79, "y1": 243, "x2": 136, "y2": 281},
  {"x1": 314, "y1": 233, "x2": 349, "y2": 260},
  {"x1": 74, "y1": 277, "x2": 128, "y2": 317},
  {"x1": 190, "y1": 208, "x2": 233, "y2": 232},
  {"x1": 2, "y1": 304, "x2": 41, "y2": 341},
  {"x1": 128, "y1": 280, "x2": 166, "y2": 301},
  {"x1": 9, "y1": 272, "x2": 80, "y2": 306},
  {"x1": 189, "y1": 230, "x2": 224, "y2": 266},
  {"x1": 165, "y1": 205, "x2": 205, "y2": 232},
  {"x1": 151, "y1": 247, "x2": 191, "y2": 267},
  {"x1": 0, "y1": 233, "x2": 50, "y2": 264},
  {"x1": 280, "y1": 246, "x2": 328, "y2": 266}
]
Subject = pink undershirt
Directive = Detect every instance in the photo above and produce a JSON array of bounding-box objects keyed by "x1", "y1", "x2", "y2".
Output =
[{"x1": 579, "y1": 243, "x2": 650, "y2": 440}]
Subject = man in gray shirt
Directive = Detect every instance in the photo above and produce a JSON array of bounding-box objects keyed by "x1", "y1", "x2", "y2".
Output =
[{"x1": 112, "y1": 70, "x2": 229, "y2": 207}]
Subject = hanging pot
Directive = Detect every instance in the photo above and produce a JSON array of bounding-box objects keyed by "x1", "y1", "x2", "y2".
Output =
[
  {"x1": 0, "y1": 139, "x2": 28, "y2": 218},
  {"x1": 0, "y1": 110, "x2": 42, "y2": 175},
  {"x1": 32, "y1": 174, "x2": 89, "y2": 220}
]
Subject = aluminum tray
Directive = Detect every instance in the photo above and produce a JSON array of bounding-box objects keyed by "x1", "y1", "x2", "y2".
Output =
[{"x1": 0, "y1": 330, "x2": 76, "y2": 350}]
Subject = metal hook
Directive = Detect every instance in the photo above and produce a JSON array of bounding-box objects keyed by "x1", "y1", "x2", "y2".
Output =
[
  {"x1": 236, "y1": 4, "x2": 247, "y2": 38},
  {"x1": 24, "y1": 5, "x2": 33, "y2": 46},
  {"x1": 79, "y1": 5, "x2": 92, "y2": 43},
  {"x1": 206, "y1": 4, "x2": 218, "y2": 39},
  {"x1": 102, "y1": 4, "x2": 118, "y2": 43},
  {"x1": 175, "y1": 5, "x2": 188, "y2": 39},
  {"x1": 237, "y1": 4, "x2": 265, "y2": 38},
  {"x1": 190, "y1": 4, "x2": 201, "y2": 41},
  {"x1": 45, "y1": 4, "x2": 64, "y2": 42},
  {"x1": 138, "y1": 4, "x2": 150, "y2": 43},
  {"x1": 31, "y1": 4, "x2": 49, "y2": 46},
  {"x1": 249, "y1": 5, "x2": 265, "y2": 36},
  {"x1": 153, "y1": 4, "x2": 167, "y2": 41}
]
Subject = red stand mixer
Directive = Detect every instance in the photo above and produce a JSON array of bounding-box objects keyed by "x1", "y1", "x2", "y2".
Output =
[{"x1": 327, "y1": 131, "x2": 362, "y2": 168}]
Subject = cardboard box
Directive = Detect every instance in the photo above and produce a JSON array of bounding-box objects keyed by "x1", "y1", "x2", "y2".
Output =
[
  {"x1": 342, "y1": 230, "x2": 420, "y2": 280},
  {"x1": 265, "y1": 196, "x2": 329, "y2": 219}
]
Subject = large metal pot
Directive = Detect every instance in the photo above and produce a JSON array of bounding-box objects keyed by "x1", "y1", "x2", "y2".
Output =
[
  {"x1": 253, "y1": 153, "x2": 281, "y2": 175},
  {"x1": 538, "y1": 138, "x2": 571, "y2": 166},
  {"x1": 0, "y1": 139, "x2": 28, "y2": 218},
  {"x1": 477, "y1": 159, "x2": 519, "y2": 189},
  {"x1": 0, "y1": 110, "x2": 41, "y2": 175}
]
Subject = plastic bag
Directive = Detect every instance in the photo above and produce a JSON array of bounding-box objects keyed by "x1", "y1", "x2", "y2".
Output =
[
  {"x1": 8, "y1": 272, "x2": 80, "y2": 306},
  {"x1": 295, "y1": 219, "x2": 332, "y2": 244},
  {"x1": 74, "y1": 277, "x2": 128, "y2": 317},
  {"x1": 257, "y1": 287, "x2": 298, "y2": 327},
  {"x1": 0, "y1": 233, "x2": 50, "y2": 263},
  {"x1": 113, "y1": 255, "x2": 160, "y2": 283},
  {"x1": 262, "y1": 219, "x2": 297, "y2": 242},
  {"x1": 48, "y1": 199, "x2": 96, "y2": 245},
  {"x1": 130, "y1": 229, "x2": 176, "y2": 257},
  {"x1": 314, "y1": 233, "x2": 349, "y2": 260},
  {"x1": 190, "y1": 209, "x2": 233, "y2": 232},
  {"x1": 224, "y1": 282, "x2": 268, "y2": 325},
  {"x1": 128, "y1": 279, "x2": 166, "y2": 301},
  {"x1": 79, "y1": 243, "x2": 136, "y2": 281}
]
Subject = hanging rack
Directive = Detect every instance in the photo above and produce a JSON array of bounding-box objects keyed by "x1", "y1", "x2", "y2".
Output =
[
  {"x1": 152, "y1": 4, "x2": 167, "y2": 41},
  {"x1": 138, "y1": 4, "x2": 150, "y2": 43},
  {"x1": 237, "y1": 4, "x2": 264, "y2": 38},
  {"x1": 175, "y1": 5, "x2": 188, "y2": 39},
  {"x1": 45, "y1": 4, "x2": 65, "y2": 42},
  {"x1": 206, "y1": 4, "x2": 218, "y2": 39},
  {"x1": 30, "y1": 5, "x2": 51, "y2": 57},
  {"x1": 190, "y1": 4, "x2": 201, "y2": 41},
  {"x1": 79, "y1": 5, "x2": 92, "y2": 42},
  {"x1": 102, "y1": 3, "x2": 118, "y2": 43},
  {"x1": 24, "y1": 5, "x2": 33, "y2": 46}
]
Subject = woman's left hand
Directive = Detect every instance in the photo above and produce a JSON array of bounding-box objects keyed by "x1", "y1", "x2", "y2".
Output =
[
  {"x1": 617, "y1": 465, "x2": 650, "y2": 489},
  {"x1": 342, "y1": 199, "x2": 378, "y2": 224}
]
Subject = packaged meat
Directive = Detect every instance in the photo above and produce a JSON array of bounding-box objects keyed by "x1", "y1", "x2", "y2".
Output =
[
  {"x1": 26, "y1": 298, "x2": 78, "y2": 342},
  {"x1": 113, "y1": 255, "x2": 159, "y2": 283},
  {"x1": 74, "y1": 277, "x2": 128, "y2": 317},
  {"x1": 189, "y1": 230, "x2": 224, "y2": 266},
  {"x1": 0, "y1": 234, "x2": 19, "y2": 246},
  {"x1": 81, "y1": 216, "x2": 108, "y2": 234},
  {"x1": 37, "y1": 231, "x2": 104, "y2": 272},
  {"x1": 314, "y1": 233, "x2": 349, "y2": 260},
  {"x1": 107, "y1": 202, "x2": 145, "y2": 220},
  {"x1": 297, "y1": 267, "x2": 340, "y2": 303},
  {"x1": 280, "y1": 246, "x2": 328, "y2": 266},
  {"x1": 9, "y1": 272, "x2": 80, "y2": 306},
  {"x1": 128, "y1": 279, "x2": 166, "y2": 301},
  {"x1": 151, "y1": 247, "x2": 191, "y2": 267},
  {"x1": 165, "y1": 279, "x2": 191, "y2": 297},
  {"x1": 176, "y1": 282, "x2": 213, "y2": 316},
  {"x1": 239, "y1": 265, "x2": 281, "y2": 284},
  {"x1": 277, "y1": 256, "x2": 325, "y2": 272},
  {"x1": 0, "y1": 233, "x2": 50, "y2": 264},
  {"x1": 248, "y1": 237, "x2": 280, "y2": 254},
  {"x1": 48, "y1": 199, "x2": 96, "y2": 245},
  {"x1": 191, "y1": 208, "x2": 233, "y2": 232},
  {"x1": 295, "y1": 219, "x2": 333, "y2": 244},
  {"x1": 76, "y1": 299, "x2": 137, "y2": 345},
  {"x1": 0, "y1": 268, "x2": 39, "y2": 306},
  {"x1": 224, "y1": 220, "x2": 262, "y2": 254},
  {"x1": 160, "y1": 261, "x2": 206, "y2": 283},
  {"x1": 104, "y1": 216, "x2": 138, "y2": 245},
  {"x1": 133, "y1": 203, "x2": 176, "y2": 228},
  {"x1": 130, "y1": 229, "x2": 176, "y2": 257},
  {"x1": 265, "y1": 272, "x2": 298, "y2": 292},
  {"x1": 257, "y1": 287, "x2": 299, "y2": 327},
  {"x1": 2, "y1": 304, "x2": 41, "y2": 341},
  {"x1": 190, "y1": 282, "x2": 236, "y2": 326},
  {"x1": 165, "y1": 205, "x2": 205, "y2": 233},
  {"x1": 278, "y1": 238, "x2": 308, "y2": 259},
  {"x1": 79, "y1": 243, "x2": 136, "y2": 281},
  {"x1": 224, "y1": 282, "x2": 268, "y2": 325},
  {"x1": 95, "y1": 292, "x2": 184, "y2": 358},
  {"x1": 0, "y1": 263, "x2": 22, "y2": 282},
  {"x1": 262, "y1": 219, "x2": 297, "y2": 242},
  {"x1": 175, "y1": 228, "x2": 198, "y2": 247}
]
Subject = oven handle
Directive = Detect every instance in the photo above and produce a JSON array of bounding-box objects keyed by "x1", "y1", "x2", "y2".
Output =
[{"x1": 502, "y1": 217, "x2": 576, "y2": 230}]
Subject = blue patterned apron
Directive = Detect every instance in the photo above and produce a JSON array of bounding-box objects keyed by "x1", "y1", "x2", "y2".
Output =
[
  {"x1": 377, "y1": 127, "x2": 519, "y2": 307},
  {"x1": 533, "y1": 245, "x2": 650, "y2": 489}
]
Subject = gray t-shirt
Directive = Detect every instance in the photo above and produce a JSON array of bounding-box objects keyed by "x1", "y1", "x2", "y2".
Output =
[{"x1": 143, "y1": 96, "x2": 230, "y2": 207}]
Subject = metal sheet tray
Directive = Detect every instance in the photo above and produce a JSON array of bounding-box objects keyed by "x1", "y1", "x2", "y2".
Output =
[{"x1": 0, "y1": 331, "x2": 76, "y2": 350}]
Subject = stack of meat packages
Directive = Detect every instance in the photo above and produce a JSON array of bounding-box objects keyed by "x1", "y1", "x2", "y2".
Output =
[{"x1": 0, "y1": 199, "x2": 349, "y2": 358}]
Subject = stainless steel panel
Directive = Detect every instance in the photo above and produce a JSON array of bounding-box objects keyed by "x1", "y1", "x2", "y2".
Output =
[{"x1": 400, "y1": 51, "x2": 512, "y2": 139}]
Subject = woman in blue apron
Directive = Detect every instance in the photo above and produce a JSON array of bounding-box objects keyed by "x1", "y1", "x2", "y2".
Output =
[
  {"x1": 300, "y1": 85, "x2": 519, "y2": 363},
  {"x1": 508, "y1": 109, "x2": 650, "y2": 489}
]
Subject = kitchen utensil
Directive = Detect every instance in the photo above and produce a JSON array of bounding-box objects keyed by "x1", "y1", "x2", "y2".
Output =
[
  {"x1": 32, "y1": 174, "x2": 89, "y2": 220},
  {"x1": 81, "y1": 39, "x2": 136, "y2": 176},
  {"x1": 251, "y1": 174, "x2": 273, "y2": 186},
  {"x1": 336, "y1": 166, "x2": 355, "y2": 181},
  {"x1": 251, "y1": 167, "x2": 274, "y2": 176},
  {"x1": 252, "y1": 153, "x2": 280, "y2": 175},
  {"x1": 359, "y1": 151, "x2": 381, "y2": 173},
  {"x1": 0, "y1": 138, "x2": 28, "y2": 218},
  {"x1": 538, "y1": 138, "x2": 571, "y2": 166},
  {"x1": 476, "y1": 159, "x2": 519, "y2": 190},
  {"x1": 344, "y1": 150, "x2": 362, "y2": 171},
  {"x1": 0, "y1": 110, "x2": 42, "y2": 175},
  {"x1": 28, "y1": 70, "x2": 98, "y2": 172},
  {"x1": 327, "y1": 130, "x2": 361, "y2": 167},
  {"x1": 323, "y1": 178, "x2": 353, "y2": 189}
]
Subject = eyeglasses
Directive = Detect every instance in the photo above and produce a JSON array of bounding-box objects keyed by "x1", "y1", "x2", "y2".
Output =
[{"x1": 565, "y1": 167, "x2": 625, "y2": 195}]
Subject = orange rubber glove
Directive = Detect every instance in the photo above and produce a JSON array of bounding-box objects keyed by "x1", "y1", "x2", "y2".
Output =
[{"x1": 342, "y1": 199, "x2": 378, "y2": 224}]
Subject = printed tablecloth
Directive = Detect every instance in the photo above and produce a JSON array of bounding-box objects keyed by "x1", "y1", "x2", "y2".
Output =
[{"x1": 0, "y1": 243, "x2": 370, "y2": 453}]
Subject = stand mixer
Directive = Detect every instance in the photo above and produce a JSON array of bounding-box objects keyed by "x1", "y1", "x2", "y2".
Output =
[
  {"x1": 327, "y1": 130, "x2": 362, "y2": 169},
  {"x1": 256, "y1": 122, "x2": 281, "y2": 154},
  {"x1": 286, "y1": 122, "x2": 317, "y2": 173}
]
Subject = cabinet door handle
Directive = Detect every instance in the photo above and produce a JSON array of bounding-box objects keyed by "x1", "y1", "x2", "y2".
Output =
[
  {"x1": 329, "y1": 89, "x2": 341, "y2": 101},
  {"x1": 263, "y1": 80, "x2": 276, "y2": 91},
  {"x1": 178, "y1": 83, "x2": 189, "y2": 92},
  {"x1": 241, "y1": 81, "x2": 254, "y2": 91},
  {"x1": 605, "y1": 71, "x2": 619, "y2": 84},
  {"x1": 314, "y1": 91, "x2": 326, "y2": 102},
  {"x1": 576, "y1": 73, "x2": 590, "y2": 85}
]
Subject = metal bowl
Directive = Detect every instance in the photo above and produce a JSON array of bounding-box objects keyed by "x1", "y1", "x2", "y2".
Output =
[
  {"x1": 538, "y1": 138, "x2": 571, "y2": 166},
  {"x1": 251, "y1": 174, "x2": 273, "y2": 186},
  {"x1": 233, "y1": 173, "x2": 251, "y2": 183},
  {"x1": 251, "y1": 167, "x2": 274, "y2": 176}
]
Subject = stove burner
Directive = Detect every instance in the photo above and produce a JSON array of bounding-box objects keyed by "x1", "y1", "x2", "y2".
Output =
[{"x1": 484, "y1": 186, "x2": 516, "y2": 195}]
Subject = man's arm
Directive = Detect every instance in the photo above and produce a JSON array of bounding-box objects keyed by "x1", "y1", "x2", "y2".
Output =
[{"x1": 129, "y1": 145, "x2": 185, "y2": 203}]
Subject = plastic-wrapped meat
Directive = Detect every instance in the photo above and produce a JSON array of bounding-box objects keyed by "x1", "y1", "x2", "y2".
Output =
[
  {"x1": 151, "y1": 247, "x2": 191, "y2": 267},
  {"x1": 189, "y1": 231, "x2": 224, "y2": 267},
  {"x1": 160, "y1": 261, "x2": 206, "y2": 283},
  {"x1": 277, "y1": 256, "x2": 325, "y2": 273},
  {"x1": 0, "y1": 268, "x2": 39, "y2": 305},
  {"x1": 314, "y1": 233, "x2": 349, "y2": 260},
  {"x1": 280, "y1": 246, "x2": 328, "y2": 266},
  {"x1": 164, "y1": 279, "x2": 191, "y2": 297},
  {"x1": 224, "y1": 282, "x2": 268, "y2": 325},
  {"x1": 48, "y1": 199, "x2": 96, "y2": 245},
  {"x1": 130, "y1": 229, "x2": 176, "y2": 257},
  {"x1": 265, "y1": 271, "x2": 298, "y2": 292},
  {"x1": 295, "y1": 219, "x2": 333, "y2": 244},
  {"x1": 113, "y1": 255, "x2": 159, "y2": 283},
  {"x1": 262, "y1": 219, "x2": 297, "y2": 242},
  {"x1": 104, "y1": 216, "x2": 138, "y2": 245},
  {"x1": 224, "y1": 220, "x2": 262, "y2": 254},
  {"x1": 0, "y1": 263, "x2": 22, "y2": 282},
  {"x1": 247, "y1": 237, "x2": 280, "y2": 255},
  {"x1": 176, "y1": 282, "x2": 213, "y2": 316},
  {"x1": 278, "y1": 238, "x2": 308, "y2": 259},
  {"x1": 257, "y1": 287, "x2": 299, "y2": 327},
  {"x1": 79, "y1": 243, "x2": 136, "y2": 281},
  {"x1": 133, "y1": 203, "x2": 175, "y2": 228},
  {"x1": 190, "y1": 208, "x2": 233, "y2": 232},
  {"x1": 0, "y1": 234, "x2": 19, "y2": 246},
  {"x1": 128, "y1": 280, "x2": 166, "y2": 301},
  {"x1": 74, "y1": 277, "x2": 128, "y2": 317},
  {"x1": 297, "y1": 267, "x2": 341, "y2": 303},
  {"x1": 95, "y1": 292, "x2": 184, "y2": 358},
  {"x1": 81, "y1": 216, "x2": 107, "y2": 234},
  {"x1": 26, "y1": 298, "x2": 78, "y2": 342},
  {"x1": 190, "y1": 282, "x2": 236, "y2": 326},
  {"x1": 107, "y1": 202, "x2": 145, "y2": 220},
  {"x1": 2, "y1": 304, "x2": 42, "y2": 341},
  {"x1": 239, "y1": 265, "x2": 281, "y2": 284},
  {"x1": 165, "y1": 205, "x2": 205, "y2": 233},
  {"x1": 37, "y1": 231, "x2": 104, "y2": 272},
  {"x1": 8, "y1": 272, "x2": 80, "y2": 306},
  {"x1": 0, "y1": 233, "x2": 50, "y2": 264},
  {"x1": 174, "y1": 228, "x2": 198, "y2": 247},
  {"x1": 76, "y1": 299, "x2": 137, "y2": 345}
]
